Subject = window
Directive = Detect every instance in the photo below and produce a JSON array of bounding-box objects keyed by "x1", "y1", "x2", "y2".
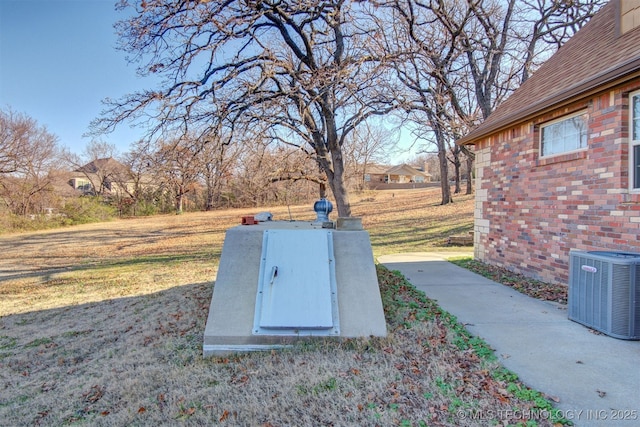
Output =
[
  {"x1": 540, "y1": 111, "x2": 588, "y2": 157},
  {"x1": 70, "y1": 178, "x2": 92, "y2": 191},
  {"x1": 631, "y1": 91, "x2": 640, "y2": 190}
]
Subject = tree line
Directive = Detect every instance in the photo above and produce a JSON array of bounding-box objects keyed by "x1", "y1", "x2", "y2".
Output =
[
  {"x1": 1, "y1": 0, "x2": 605, "y2": 228},
  {"x1": 0, "y1": 107, "x2": 394, "y2": 230}
]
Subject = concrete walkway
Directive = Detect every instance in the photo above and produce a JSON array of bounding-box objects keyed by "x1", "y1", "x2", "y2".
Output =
[{"x1": 378, "y1": 252, "x2": 640, "y2": 427}]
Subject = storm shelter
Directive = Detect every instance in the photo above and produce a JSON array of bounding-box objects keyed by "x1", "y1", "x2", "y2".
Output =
[{"x1": 203, "y1": 221, "x2": 387, "y2": 357}]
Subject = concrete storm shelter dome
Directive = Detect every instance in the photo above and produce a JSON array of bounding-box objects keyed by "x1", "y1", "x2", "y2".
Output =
[{"x1": 203, "y1": 208, "x2": 387, "y2": 357}]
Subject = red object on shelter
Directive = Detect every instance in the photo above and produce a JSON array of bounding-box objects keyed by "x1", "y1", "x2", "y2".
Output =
[{"x1": 241, "y1": 216, "x2": 257, "y2": 225}]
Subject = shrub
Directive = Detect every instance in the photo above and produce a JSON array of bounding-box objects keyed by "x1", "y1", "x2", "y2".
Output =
[{"x1": 60, "y1": 197, "x2": 116, "y2": 224}]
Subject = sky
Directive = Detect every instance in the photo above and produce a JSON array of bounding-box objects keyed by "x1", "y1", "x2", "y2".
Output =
[
  {"x1": 0, "y1": 0, "x2": 419, "y2": 162},
  {"x1": 0, "y1": 0, "x2": 155, "y2": 156}
]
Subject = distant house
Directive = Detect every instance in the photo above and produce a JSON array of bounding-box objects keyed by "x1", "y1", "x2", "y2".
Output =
[
  {"x1": 364, "y1": 164, "x2": 431, "y2": 189},
  {"x1": 457, "y1": 0, "x2": 640, "y2": 285},
  {"x1": 68, "y1": 157, "x2": 136, "y2": 197}
]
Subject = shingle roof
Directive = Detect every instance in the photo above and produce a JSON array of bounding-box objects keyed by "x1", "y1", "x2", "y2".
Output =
[
  {"x1": 74, "y1": 157, "x2": 127, "y2": 174},
  {"x1": 458, "y1": 0, "x2": 640, "y2": 145},
  {"x1": 386, "y1": 164, "x2": 428, "y2": 177},
  {"x1": 366, "y1": 164, "x2": 390, "y2": 175},
  {"x1": 365, "y1": 164, "x2": 429, "y2": 177}
]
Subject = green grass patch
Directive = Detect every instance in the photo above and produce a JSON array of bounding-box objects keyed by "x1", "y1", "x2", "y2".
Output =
[
  {"x1": 24, "y1": 337, "x2": 54, "y2": 348},
  {"x1": 0, "y1": 336, "x2": 17, "y2": 350}
]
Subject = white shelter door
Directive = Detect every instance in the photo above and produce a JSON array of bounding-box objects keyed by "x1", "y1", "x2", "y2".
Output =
[{"x1": 253, "y1": 229, "x2": 339, "y2": 335}]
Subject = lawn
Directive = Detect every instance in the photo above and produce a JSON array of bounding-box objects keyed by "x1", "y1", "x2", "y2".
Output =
[{"x1": 0, "y1": 188, "x2": 564, "y2": 426}]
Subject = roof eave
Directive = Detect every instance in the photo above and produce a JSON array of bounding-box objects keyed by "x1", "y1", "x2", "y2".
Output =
[{"x1": 457, "y1": 57, "x2": 640, "y2": 146}]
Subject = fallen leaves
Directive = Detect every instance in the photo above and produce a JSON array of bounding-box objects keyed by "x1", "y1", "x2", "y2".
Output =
[
  {"x1": 82, "y1": 385, "x2": 104, "y2": 404},
  {"x1": 0, "y1": 213, "x2": 567, "y2": 426},
  {"x1": 40, "y1": 381, "x2": 56, "y2": 392},
  {"x1": 230, "y1": 374, "x2": 250, "y2": 385},
  {"x1": 181, "y1": 407, "x2": 196, "y2": 416},
  {"x1": 451, "y1": 259, "x2": 568, "y2": 304},
  {"x1": 176, "y1": 397, "x2": 197, "y2": 418}
]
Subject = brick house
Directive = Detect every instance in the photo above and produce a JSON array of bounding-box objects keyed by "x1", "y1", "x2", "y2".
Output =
[
  {"x1": 365, "y1": 163, "x2": 429, "y2": 183},
  {"x1": 457, "y1": 0, "x2": 640, "y2": 285},
  {"x1": 68, "y1": 157, "x2": 138, "y2": 197}
]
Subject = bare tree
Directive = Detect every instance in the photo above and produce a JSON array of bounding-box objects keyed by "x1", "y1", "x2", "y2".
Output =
[
  {"x1": 0, "y1": 108, "x2": 29, "y2": 175},
  {"x1": 379, "y1": 0, "x2": 472, "y2": 204},
  {"x1": 517, "y1": 0, "x2": 606, "y2": 83},
  {"x1": 151, "y1": 138, "x2": 202, "y2": 214},
  {"x1": 199, "y1": 134, "x2": 238, "y2": 212},
  {"x1": 458, "y1": 0, "x2": 604, "y2": 120},
  {"x1": 231, "y1": 140, "x2": 276, "y2": 208},
  {"x1": 0, "y1": 108, "x2": 60, "y2": 216},
  {"x1": 381, "y1": 0, "x2": 604, "y2": 201},
  {"x1": 342, "y1": 121, "x2": 397, "y2": 191},
  {"x1": 115, "y1": 141, "x2": 157, "y2": 215},
  {"x1": 267, "y1": 145, "x2": 325, "y2": 201},
  {"x1": 226, "y1": 135, "x2": 317, "y2": 208},
  {"x1": 93, "y1": 0, "x2": 399, "y2": 217},
  {"x1": 444, "y1": 0, "x2": 603, "y2": 195},
  {"x1": 84, "y1": 139, "x2": 116, "y2": 161}
]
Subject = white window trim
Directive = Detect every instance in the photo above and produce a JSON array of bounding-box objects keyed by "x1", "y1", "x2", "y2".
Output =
[
  {"x1": 539, "y1": 110, "x2": 588, "y2": 159},
  {"x1": 629, "y1": 90, "x2": 640, "y2": 193}
]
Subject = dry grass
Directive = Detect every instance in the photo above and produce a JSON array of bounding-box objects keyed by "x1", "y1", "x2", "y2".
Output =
[
  {"x1": 356, "y1": 190, "x2": 475, "y2": 254},
  {"x1": 0, "y1": 188, "x2": 561, "y2": 426},
  {"x1": 0, "y1": 189, "x2": 473, "y2": 316}
]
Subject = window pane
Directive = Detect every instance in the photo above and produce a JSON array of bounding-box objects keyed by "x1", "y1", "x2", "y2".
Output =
[
  {"x1": 634, "y1": 145, "x2": 640, "y2": 189},
  {"x1": 541, "y1": 113, "x2": 587, "y2": 156},
  {"x1": 634, "y1": 95, "x2": 640, "y2": 141}
]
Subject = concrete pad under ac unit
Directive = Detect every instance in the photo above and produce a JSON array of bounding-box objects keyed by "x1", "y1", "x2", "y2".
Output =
[{"x1": 203, "y1": 221, "x2": 387, "y2": 357}]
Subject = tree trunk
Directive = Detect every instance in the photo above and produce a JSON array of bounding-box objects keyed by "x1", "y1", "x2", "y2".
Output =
[
  {"x1": 452, "y1": 146, "x2": 461, "y2": 195},
  {"x1": 465, "y1": 152, "x2": 473, "y2": 195},
  {"x1": 328, "y1": 149, "x2": 351, "y2": 218},
  {"x1": 205, "y1": 182, "x2": 215, "y2": 211},
  {"x1": 431, "y1": 107, "x2": 452, "y2": 205},
  {"x1": 438, "y1": 148, "x2": 452, "y2": 205},
  {"x1": 175, "y1": 190, "x2": 184, "y2": 214}
]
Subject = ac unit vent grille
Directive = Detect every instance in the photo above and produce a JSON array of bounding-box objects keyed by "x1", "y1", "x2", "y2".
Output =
[
  {"x1": 568, "y1": 250, "x2": 640, "y2": 340},
  {"x1": 635, "y1": 264, "x2": 640, "y2": 333},
  {"x1": 611, "y1": 264, "x2": 630, "y2": 336}
]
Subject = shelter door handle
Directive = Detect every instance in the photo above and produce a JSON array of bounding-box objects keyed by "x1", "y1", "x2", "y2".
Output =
[{"x1": 269, "y1": 266, "x2": 278, "y2": 286}]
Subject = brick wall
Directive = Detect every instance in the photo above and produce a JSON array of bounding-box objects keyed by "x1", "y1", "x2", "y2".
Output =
[{"x1": 474, "y1": 82, "x2": 640, "y2": 285}]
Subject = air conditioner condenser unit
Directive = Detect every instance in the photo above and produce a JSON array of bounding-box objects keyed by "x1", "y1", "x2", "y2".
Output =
[{"x1": 568, "y1": 250, "x2": 640, "y2": 340}]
